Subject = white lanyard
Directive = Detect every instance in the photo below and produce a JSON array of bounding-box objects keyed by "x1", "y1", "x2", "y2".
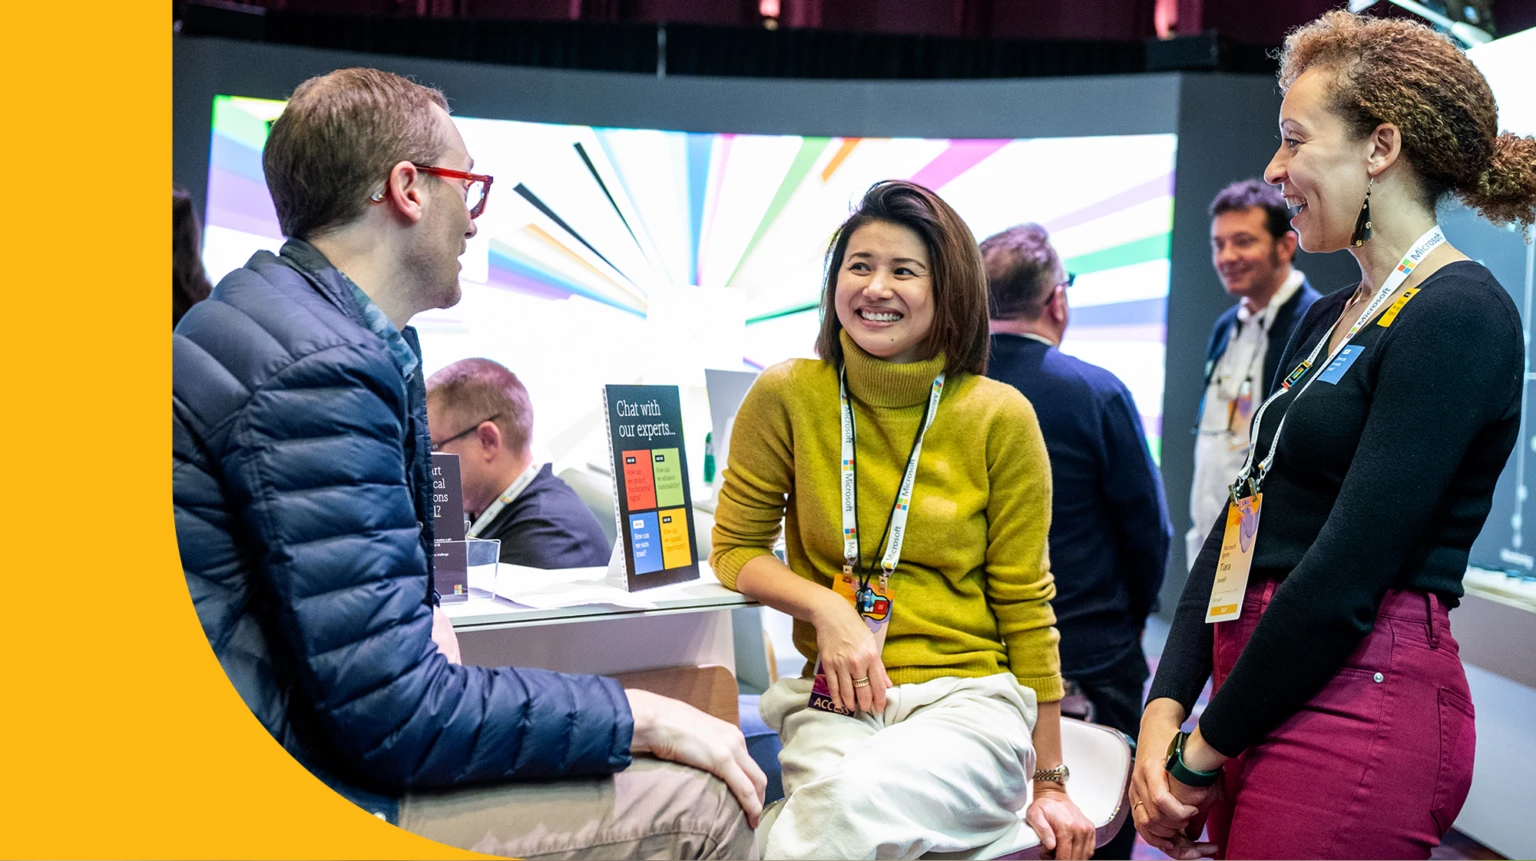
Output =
[
  {"x1": 1217, "y1": 312, "x2": 1268, "y2": 402},
  {"x1": 839, "y1": 367, "x2": 945, "y2": 587},
  {"x1": 1231, "y1": 225, "x2": 1445, "y2": 500},
  {"x1": 467, "y1": 461, "x2": 543, "y2": 538}
]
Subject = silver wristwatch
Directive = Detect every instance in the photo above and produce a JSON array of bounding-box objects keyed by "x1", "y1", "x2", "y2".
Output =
[{"x1": 1032, "y1": 764, "x2": 1070, "y2": 785}]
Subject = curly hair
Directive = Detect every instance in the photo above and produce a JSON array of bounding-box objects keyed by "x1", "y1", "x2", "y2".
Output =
[{"x1": 1279, "y1": 11, "x2": 1536, "y2": 229}]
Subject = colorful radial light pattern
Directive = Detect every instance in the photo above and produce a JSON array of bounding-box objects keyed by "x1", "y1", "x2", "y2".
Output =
[{"x1": 204, "y1": 95, "x2": 1176, "y2": 466}]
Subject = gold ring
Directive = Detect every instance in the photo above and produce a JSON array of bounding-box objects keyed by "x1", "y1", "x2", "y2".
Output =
[
  {"x1": 1133, "y1": 800, "x2": 1145, "y2": 810},
  {"x1": 852, "y1": 677, "x2": 871, "y2": 687}
]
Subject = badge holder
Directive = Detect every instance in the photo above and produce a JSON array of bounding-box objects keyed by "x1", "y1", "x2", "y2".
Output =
[
  {"x1": 807, "y1": 569, "x2": 893, "y2": 715},
  {"x1": 1207, "y1": 486, "x2": 1260, "y2": 623}
]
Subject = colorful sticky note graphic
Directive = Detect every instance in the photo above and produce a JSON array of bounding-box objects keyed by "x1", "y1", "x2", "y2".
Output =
[
  {"x1": 622, "y1": 449, "x2": 657, "y2": 510},
  {"x1": 658, "y1": 508, "x2": 693, "y2": 570},
  {"x1": 629, "y1": 512, "x2": 663, "y2": 574},
  {"x1": 651, "y1": 448, "x2": 685, "y2": 508}
]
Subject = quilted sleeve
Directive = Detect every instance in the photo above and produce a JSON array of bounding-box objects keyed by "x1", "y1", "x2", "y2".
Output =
[{"x1": 224, "y1": 342, "x2": 633, "y2": 789}]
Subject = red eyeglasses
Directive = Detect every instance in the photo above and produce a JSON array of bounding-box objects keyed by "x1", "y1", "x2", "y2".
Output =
[{"x1": 412, "y1": 164, "x2": 495, "y2": 219}]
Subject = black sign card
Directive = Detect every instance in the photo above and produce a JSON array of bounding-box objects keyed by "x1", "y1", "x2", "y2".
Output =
[
  {"x1": 601, "y1": 384, "x2": 700, "y2": 591},
  {"x1": 431, "y1": 452, "x2": 469, "y2": 601}
]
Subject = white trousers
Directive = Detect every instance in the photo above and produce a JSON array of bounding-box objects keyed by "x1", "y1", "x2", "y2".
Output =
[{"x1": 757, "y1": 673, "x2": 1039, "y2": 860}]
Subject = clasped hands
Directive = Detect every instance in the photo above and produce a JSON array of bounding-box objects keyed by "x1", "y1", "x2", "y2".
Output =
[{"x1": 1130, "y1": 705, "x2": 1223, "y2": 860}]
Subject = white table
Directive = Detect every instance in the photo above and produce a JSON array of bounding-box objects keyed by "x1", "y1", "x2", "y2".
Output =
[{"x1": 441, "y1": 569, "x2": 756, "y2": 677}]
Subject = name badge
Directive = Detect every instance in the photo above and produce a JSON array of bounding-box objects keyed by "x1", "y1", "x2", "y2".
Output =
[
  {"x1": 1317, "y1": 345, "x2": 1365, "y2": 385},
  {"x1": 808, "y1": 571, "x2": 893, "y2": 714},
  {"x1": 1208, "y1": 495, "x2": 1261, "y2": 623}
]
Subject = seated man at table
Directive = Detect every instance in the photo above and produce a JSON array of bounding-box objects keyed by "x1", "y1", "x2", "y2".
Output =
[
  {"x1": 427, "y1": 357, "x2": 612, "y2": 569},
  {"x1": 173, "y1": 67, "x2": 761, "y2": 858}
]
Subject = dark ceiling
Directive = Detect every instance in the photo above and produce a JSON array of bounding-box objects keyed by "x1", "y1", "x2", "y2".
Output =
[{"x1": 175, "y1": 0, "x2": 1528, "y2": 79}]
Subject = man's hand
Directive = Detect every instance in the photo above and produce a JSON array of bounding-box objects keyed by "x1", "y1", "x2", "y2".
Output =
[
  {"x1": 1025, "y1": 783, "x2": 1097, "y2": 859},
  {"x1": 430, "y1": 606, "x2": 461, "y2": 665},
  {"x1": 626, "y1": 689, "x2": 767, "y2": 828}
]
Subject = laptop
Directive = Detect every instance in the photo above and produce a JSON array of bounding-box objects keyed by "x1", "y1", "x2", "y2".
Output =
[{"x1": 704, "y1": 368, "x2": 761, "y2": 477}]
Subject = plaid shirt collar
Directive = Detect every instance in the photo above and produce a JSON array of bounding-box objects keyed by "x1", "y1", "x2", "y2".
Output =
[{"x1": 339, "y1": 273, "x2": 421, "y2": 380}]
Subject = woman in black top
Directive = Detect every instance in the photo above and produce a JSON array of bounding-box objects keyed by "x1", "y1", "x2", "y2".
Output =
[{"x1": 1131, "y1": 12, "x2": 1536, "y2": 860}]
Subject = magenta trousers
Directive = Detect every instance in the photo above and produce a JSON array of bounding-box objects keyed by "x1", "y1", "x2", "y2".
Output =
[{"x1": 1206, "y1": 578, "x2": 1476, "y2": 860}]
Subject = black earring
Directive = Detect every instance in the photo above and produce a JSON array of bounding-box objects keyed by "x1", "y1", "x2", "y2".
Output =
[{"x1": 1351, "y1": 176, "x2": 1374, "y2": 247}]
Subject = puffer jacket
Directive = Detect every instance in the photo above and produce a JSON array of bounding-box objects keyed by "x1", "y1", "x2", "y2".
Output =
[{"x1": 172, "y1": 240, "x2": 633, "y2": 822}]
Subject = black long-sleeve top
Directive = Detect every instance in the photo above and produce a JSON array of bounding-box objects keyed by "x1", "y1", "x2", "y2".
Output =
[{"x1": 1148, "y1": 261, "x2": 1523, "y2": 756}]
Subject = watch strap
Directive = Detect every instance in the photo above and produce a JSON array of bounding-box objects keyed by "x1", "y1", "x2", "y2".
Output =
[
  {"x1": 1165, "y1": 731, "x2": 1221, "y2": 787},
  {"x1": 1032, "y1": 764, "x2": 1068, "y2": 784}
]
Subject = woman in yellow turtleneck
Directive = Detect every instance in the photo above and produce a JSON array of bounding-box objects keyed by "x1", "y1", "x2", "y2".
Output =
[{"x1": 712, "y1": 181, "x2": 1094, "y2": 860}]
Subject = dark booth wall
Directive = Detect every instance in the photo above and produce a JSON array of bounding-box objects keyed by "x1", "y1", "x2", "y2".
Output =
[
  {"x1": 173, "y1": 36, "x2": 1360, "y2": 617},
  {"x1": 1162, "y1": 75, "x2": 1358, "y2": 611}
]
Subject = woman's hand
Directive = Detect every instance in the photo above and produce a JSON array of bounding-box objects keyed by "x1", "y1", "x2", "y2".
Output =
[
  {"x1": 1026, "y1": 783, "x2": 1097, "y2": 859},
  {"x1": 811, "y1": 590, "x2": 892, "y2": 713},
  {"x1": 1130, "y1": 700, "x2": 1216, "y2": 860},
  {"x1": 1167, "y1": 774, "x2": 1223, "y2": 846}
]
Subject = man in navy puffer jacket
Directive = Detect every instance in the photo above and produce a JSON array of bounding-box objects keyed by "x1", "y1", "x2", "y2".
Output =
[{"x1": 173, "y1": 68, "x2": 762, "y2": 858}]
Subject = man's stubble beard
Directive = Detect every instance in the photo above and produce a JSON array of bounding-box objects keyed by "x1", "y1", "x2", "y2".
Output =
[{"x1": 402, "y1": 224, "x2": 464, "y2": 313}]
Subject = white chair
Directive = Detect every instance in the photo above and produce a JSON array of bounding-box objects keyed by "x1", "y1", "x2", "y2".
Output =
[
  {"x1": 926, "y1": 718, "x2": 1132, "y2": 860},
  {"x1": 756, "y1": 717, "x2": 1132, "y2": 860},
  {"x1": 558, "y1": 466, "x2": 619, "y2": 547}
]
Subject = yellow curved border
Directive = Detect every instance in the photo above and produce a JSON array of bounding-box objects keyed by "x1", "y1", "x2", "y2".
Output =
[{"x1": 8, "y1": 5, "x2": 491, "y2": 857}]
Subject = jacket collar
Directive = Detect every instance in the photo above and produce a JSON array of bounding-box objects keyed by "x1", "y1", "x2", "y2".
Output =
[{"x1": 278, "y1": 239, "x2": 421, "y2": 380}]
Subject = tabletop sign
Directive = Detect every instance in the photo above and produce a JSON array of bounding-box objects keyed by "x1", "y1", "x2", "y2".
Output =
[
  {"x1": 431, "y1": 452, "x2": 469, "y2": 602},
  {"x1": 602, "y1": 384, "x2": 700, "y2": 591}
]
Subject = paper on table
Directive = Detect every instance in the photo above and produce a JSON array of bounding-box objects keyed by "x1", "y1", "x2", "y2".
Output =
[
  {"x1": 492, "y1": 564, "x2": 660, "y2": 610},
  {"x1": 490, "y1": 564, "x2": 731, "y2": 610}
]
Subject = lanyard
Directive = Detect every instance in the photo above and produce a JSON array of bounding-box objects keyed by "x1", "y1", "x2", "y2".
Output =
[
  {"x1": 1231, "y1": 225, "x2": 1445, "y2": 501},
  {"x1": 839, "y1": 366, "x2": 945, "y2": 589},
  {"x1": 1217, "y1": 314, "x2": 1268, "y2": 402},
  {"x1": 467, "y1": 461, "x2": 543, "y2": 538}
]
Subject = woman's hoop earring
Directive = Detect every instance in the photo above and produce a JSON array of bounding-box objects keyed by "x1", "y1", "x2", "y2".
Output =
[{"x1": 1351, "y1": 176, "x2": 1374, "y2": 247}]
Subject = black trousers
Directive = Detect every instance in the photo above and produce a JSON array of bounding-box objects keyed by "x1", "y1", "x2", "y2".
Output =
[{"x1": 1066, "y1": 643, "x2": 1149, "y2": 860}]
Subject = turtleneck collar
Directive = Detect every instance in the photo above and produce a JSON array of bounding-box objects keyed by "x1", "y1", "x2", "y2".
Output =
[{"x1": 839, "y1": 329, "x2": 947, "y2": 408}]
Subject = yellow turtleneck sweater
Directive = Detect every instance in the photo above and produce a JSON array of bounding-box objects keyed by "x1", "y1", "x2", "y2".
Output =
[{"x1": 711, "y1": 332, "x2": 1063, "y2": 702}]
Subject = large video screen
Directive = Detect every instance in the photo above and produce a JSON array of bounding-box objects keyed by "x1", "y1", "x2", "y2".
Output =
[{"x1": 204, "y1": 95, "x2": 1177, "y2": 475}]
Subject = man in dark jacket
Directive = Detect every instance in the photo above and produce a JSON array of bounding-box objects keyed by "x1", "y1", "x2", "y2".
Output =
[
  {"x1": 426, "y1": 358, "x2": 612, "y2": 568},
  {"x1": 172, "y1": 68, "x2": 761, "y2": 857},
  {"x1": 983, "y1": 224, "x2": 1172, "y2": 860},
  {"x1": 1187, "y1": 180, "x2": 1320, "y2": 567}
]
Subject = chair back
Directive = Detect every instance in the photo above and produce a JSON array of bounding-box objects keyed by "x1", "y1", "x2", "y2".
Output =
[
  {"x1": 923, "y1": 717, "x2": 1133, "y2": 860},
  {"x1": 557, "y1": 467, "x2": 618, "y2": 546}
]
